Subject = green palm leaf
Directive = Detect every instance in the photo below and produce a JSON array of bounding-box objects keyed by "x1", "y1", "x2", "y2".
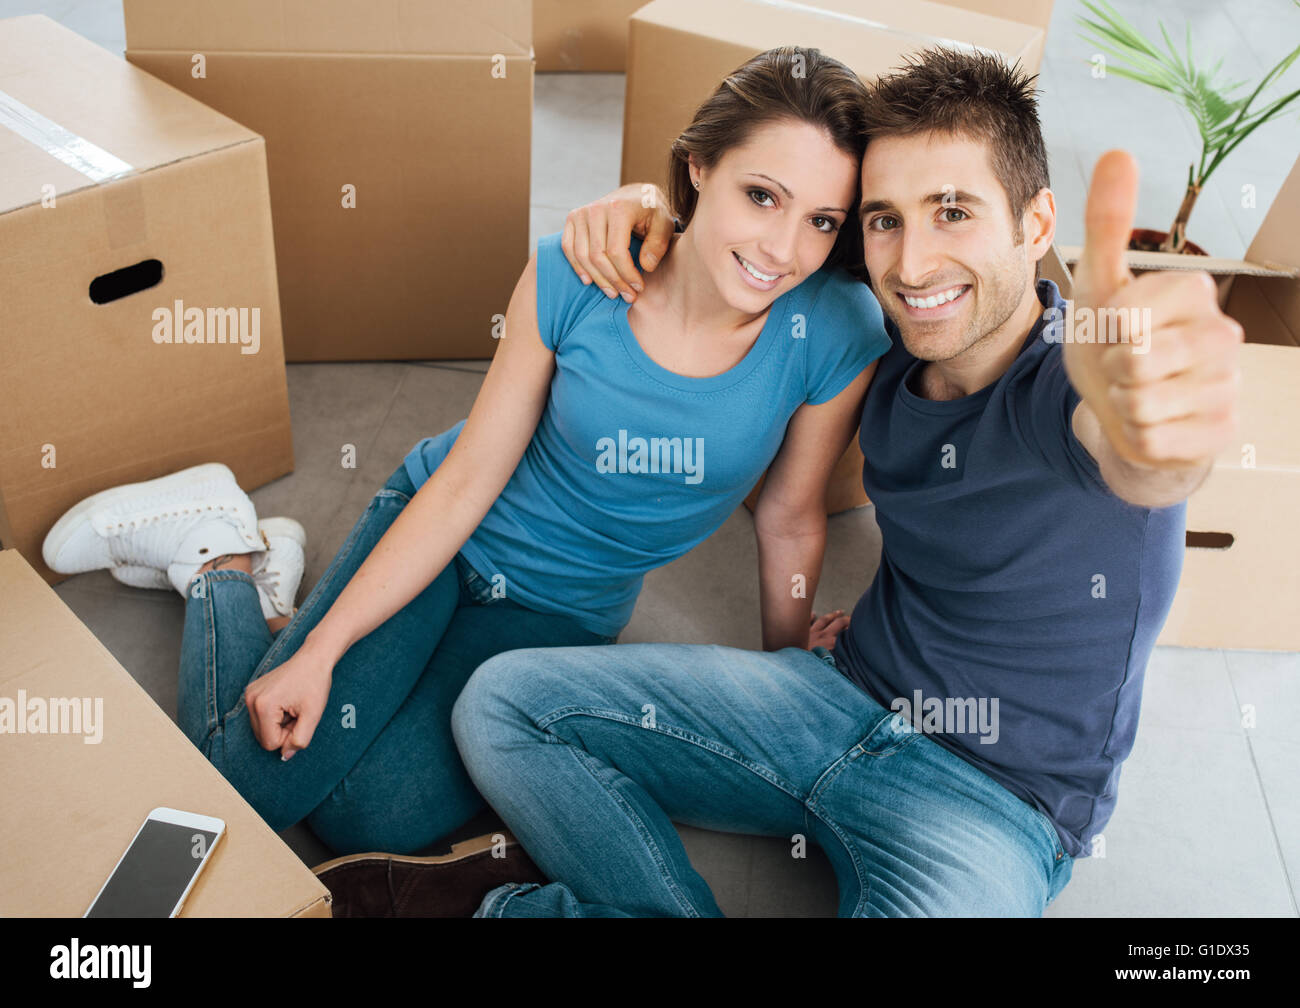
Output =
[{"x1": 1077, "y1": 0, "x2": 1298, "y2": 188}]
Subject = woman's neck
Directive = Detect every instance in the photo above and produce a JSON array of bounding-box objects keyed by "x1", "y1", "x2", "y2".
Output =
[{"x1": 647, "y1": 231, "x2": 770, "y2": 339}]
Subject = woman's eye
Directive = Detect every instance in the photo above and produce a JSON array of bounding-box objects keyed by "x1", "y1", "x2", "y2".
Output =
[
  {"x1": 748, "y1": 189, "x2": 775, "y2": 208},
  {"x1": 943, "y1": 207, "x2": 968, "y2": 223},
  {"x1": 810, "y1": 216, "x2": 839, "y2": 233}
]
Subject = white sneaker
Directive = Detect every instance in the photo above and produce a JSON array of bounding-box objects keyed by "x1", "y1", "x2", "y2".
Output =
[
  {"x1": 42, "y1": 462, "x2": 264, "y2": 593},
  {"x1": 108, "y1": 517, "x2": 305, "y2": 621},
  {"x1": 247, "y1": 517, "x2": 306, "y2": 619}
]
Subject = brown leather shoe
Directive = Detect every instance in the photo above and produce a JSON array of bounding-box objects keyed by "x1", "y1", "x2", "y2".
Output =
[{"x1": 312, "y1": 832, "x2": 547, "y2": 917}]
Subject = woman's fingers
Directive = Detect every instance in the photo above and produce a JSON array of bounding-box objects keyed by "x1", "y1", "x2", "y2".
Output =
[
  {"x1": 280, "y1": 704, "x2": 322, "y2": 761},
  {"x1": 245, "y1": 684, "x2": 287, "y2": 753},
  {"x1": 809, "y1": 610, "x2": 850, "y2": 649}
]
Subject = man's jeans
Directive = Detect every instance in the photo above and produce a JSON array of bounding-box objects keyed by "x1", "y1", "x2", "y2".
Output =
[
  {"x1": 453, "y1": 642, "x2": 1074, "y2": 916},
  {"x1": 176, "y1": 462, "x2": 613, "y2": 855}
]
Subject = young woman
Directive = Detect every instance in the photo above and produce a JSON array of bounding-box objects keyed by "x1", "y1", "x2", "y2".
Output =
[{"x1": 42, "y1": 46, "x2": 891, "y2": 863}]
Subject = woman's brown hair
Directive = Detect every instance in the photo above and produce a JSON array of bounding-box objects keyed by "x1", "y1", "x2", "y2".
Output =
[{"x1": 668, "y1": 46, "x2": 870, "y2": 274}]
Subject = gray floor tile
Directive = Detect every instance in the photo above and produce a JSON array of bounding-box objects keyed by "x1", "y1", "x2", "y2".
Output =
[
  {"x1": 677, "y1": 827, "x2": 839, "y2": 917},
  {"x1": 1246, "y1": 734, "x2": 1300, "y2": 914},
  {"x1": 1046, "y1": 717, "x2": 1293, "y2": 917},
  {"x1": 1224, "y1": 650, "x2": 1300, "y2": 911},
  {"x1": 1138, "y1": 647, "x2": 1242, "y2": 735},
  {"x1": 250, "y1": 363, "x2": 407, "y2": 586}
]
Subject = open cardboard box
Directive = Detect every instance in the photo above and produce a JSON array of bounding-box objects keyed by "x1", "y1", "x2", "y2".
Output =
[
  {"x1": 1059, "y1": 157, "x2": 1300, "y2": 651},
  {"x1": 124, "y1": 0, "x2": 534, "y2": 362},
  {"x1": 0, "y1": 15, "x2": 293, "y2": 584},
  {"x1": 0, "y1": 550, "x2": 330, "y2": 917}
]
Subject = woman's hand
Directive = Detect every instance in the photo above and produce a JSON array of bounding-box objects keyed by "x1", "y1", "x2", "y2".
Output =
[
  {"x1": 244, "y1": 643, "x2": 335, "y2": 761},
  {"x1": 809, "y1": 610, "x2": 849, "y2": 650},
  {"x1": 561, "y1": 182, "x2": 675, "y2": 302}
]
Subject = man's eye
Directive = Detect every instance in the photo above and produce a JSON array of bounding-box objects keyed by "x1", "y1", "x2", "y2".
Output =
[
  {"x1": 943, "y1": 207, "x2": 968, "y2": 223},
  {"x1": 748, "y1": 189, "x2": 775, "y2": 208},
  {"x1": 870, "y1": 215, "x2": 899, "y2": 232}
]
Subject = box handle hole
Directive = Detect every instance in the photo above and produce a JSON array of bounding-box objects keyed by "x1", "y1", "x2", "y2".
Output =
[
  {"x1": 89, "y1": 259, "x2": 163, "y2": 304},
  {"x1": 1186, "y1": 531, "x2": 1234, "y2": 550}
]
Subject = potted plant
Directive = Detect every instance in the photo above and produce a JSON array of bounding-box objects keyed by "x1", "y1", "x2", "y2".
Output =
[{"x1": 1077, "y1": 0, "x2": 1300, "y2": 253}]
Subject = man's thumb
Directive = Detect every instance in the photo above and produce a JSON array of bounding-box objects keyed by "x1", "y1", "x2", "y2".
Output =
[{"x1": 1076, "y1": 149, "x2": 1138, "y2": 307}]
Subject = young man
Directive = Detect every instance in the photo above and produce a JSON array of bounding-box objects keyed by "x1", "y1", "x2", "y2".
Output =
[{"x1": 328, "y1": 49, "x2": 1243, "y2": 916}]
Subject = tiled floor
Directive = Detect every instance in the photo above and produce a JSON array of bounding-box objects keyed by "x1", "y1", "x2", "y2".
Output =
[{"x1": 6, "y1": 0, "x2": 1297, "y2": 916}]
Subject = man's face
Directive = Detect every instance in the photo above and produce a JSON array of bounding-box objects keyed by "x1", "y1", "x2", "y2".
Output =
[
  {"x1": 859, "y1": 131, "x2": 1035, "y2": 362},
  {"x1": 691, "y1": 118, "x2": 859, "y2": 312}
]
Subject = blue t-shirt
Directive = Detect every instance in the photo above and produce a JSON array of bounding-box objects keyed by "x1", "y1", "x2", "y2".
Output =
[
  {"x1": 405, "y1": 230, "x2": 890, "y2": 636},
  {"x1": 833, "y1": 279, "x2": 1185, "y2": 859}
]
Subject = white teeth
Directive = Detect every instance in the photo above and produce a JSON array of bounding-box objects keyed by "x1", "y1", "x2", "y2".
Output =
[
  {"x1": 903, "y1": 286, "x2": 965, "y2": 308},
  {"x1": 737, "y1": 253, "x2": 778, "y2": 283}
]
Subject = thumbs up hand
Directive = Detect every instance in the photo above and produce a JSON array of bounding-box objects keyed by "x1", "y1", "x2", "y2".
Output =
[{"x1": 1064, "y1": 150, "x2": 1242, "y2": 474}]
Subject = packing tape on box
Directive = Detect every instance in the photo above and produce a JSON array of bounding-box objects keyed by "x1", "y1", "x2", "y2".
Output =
[
  {"x1": 0, "y1": 88, "x2": 134, "y2": 183},
  {"x1": 746, "y1": 0, "x2": 1005, "y2": 59},
  {"x1": 0, "y1": 87, "x2": 147, "y2": 247}
]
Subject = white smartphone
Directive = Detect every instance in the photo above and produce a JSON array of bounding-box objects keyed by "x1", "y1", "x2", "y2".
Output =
[{"x1": 84, "y1": 807, "x2": 226, "y2": 918}]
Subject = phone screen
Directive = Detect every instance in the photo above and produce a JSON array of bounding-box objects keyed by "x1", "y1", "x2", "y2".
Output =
[{"x1": 86, "y1": 819, "x2": 220, "y2": 918}]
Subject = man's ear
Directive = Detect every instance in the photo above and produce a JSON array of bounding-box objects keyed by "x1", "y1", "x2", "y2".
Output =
[{"x1": 1024, "y1": 187, "x2": 1057, "y2": 268}]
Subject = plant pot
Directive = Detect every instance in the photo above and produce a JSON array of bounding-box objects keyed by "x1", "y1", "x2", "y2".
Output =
[{"x1": 1129, "y1": 228, "x2": 1208, "y2": 256}]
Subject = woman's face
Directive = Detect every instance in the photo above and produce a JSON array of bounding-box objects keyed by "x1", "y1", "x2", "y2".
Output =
[{"x1": 689, "y1": 118, "x2": 859, "y2": 313}]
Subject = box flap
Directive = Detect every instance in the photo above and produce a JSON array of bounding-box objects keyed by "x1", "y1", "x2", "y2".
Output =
[
  {"x1": 1245, "y1": 155, "x2": 1300, "y2": 270},
  {"x1": 0, "y1": 15, "x2": 258, "y2": 216},
  {"x1": 633, "y1": 0, "x2": 1042, "y2": 62},
  {"x1": 123, "y1": 0, "x2": 530, "y2": 56},
  {"x1": 1236, "y1": 157, "x2": 1300, "y2": 346},
  {"x1": 1061, "y1": 234, "x2": 1300, "y2": 348}
]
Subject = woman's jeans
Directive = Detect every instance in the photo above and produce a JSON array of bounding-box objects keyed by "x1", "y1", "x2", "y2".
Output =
[
  {"x1": 452, "y1": 643, "x2": 1075, "y2": 917},
  {"x1": 176, "y1": 462, "x2": 613, "y2": 855}
]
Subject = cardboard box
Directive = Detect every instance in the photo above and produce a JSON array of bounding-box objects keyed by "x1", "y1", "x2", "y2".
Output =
[
  {"x1": 1058, "y1": 157, "x2": 1300, "y2": 651},
  {"x1": 0, "y1": 15, "x2": 293, "y2": 585},
  {"x1": 620, "y1": 0, "x2": 1047, "y2": 197},
  {"x1": 0, "y1": 549, "x2": 331, "y2": 917},
  {"x1": 535, "y1": 0, "x2": 651, "y2": 71},
  {"x1": 124, "y1": 0, "x2": 533, "y2": 361}
]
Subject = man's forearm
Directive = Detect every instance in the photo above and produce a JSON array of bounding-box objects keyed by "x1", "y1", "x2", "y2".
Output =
[
  {"x1": 1098, "y1": 451, "x2": 1214, "y2": 509},
  {"x1": 1072, "y1": 399, "x2": 1217, "y2": 509}
]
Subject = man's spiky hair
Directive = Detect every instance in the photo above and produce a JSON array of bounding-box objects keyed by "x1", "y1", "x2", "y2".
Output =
[{"x1": 864, "y1": 48, "x2": 1049, "y2": 239}]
